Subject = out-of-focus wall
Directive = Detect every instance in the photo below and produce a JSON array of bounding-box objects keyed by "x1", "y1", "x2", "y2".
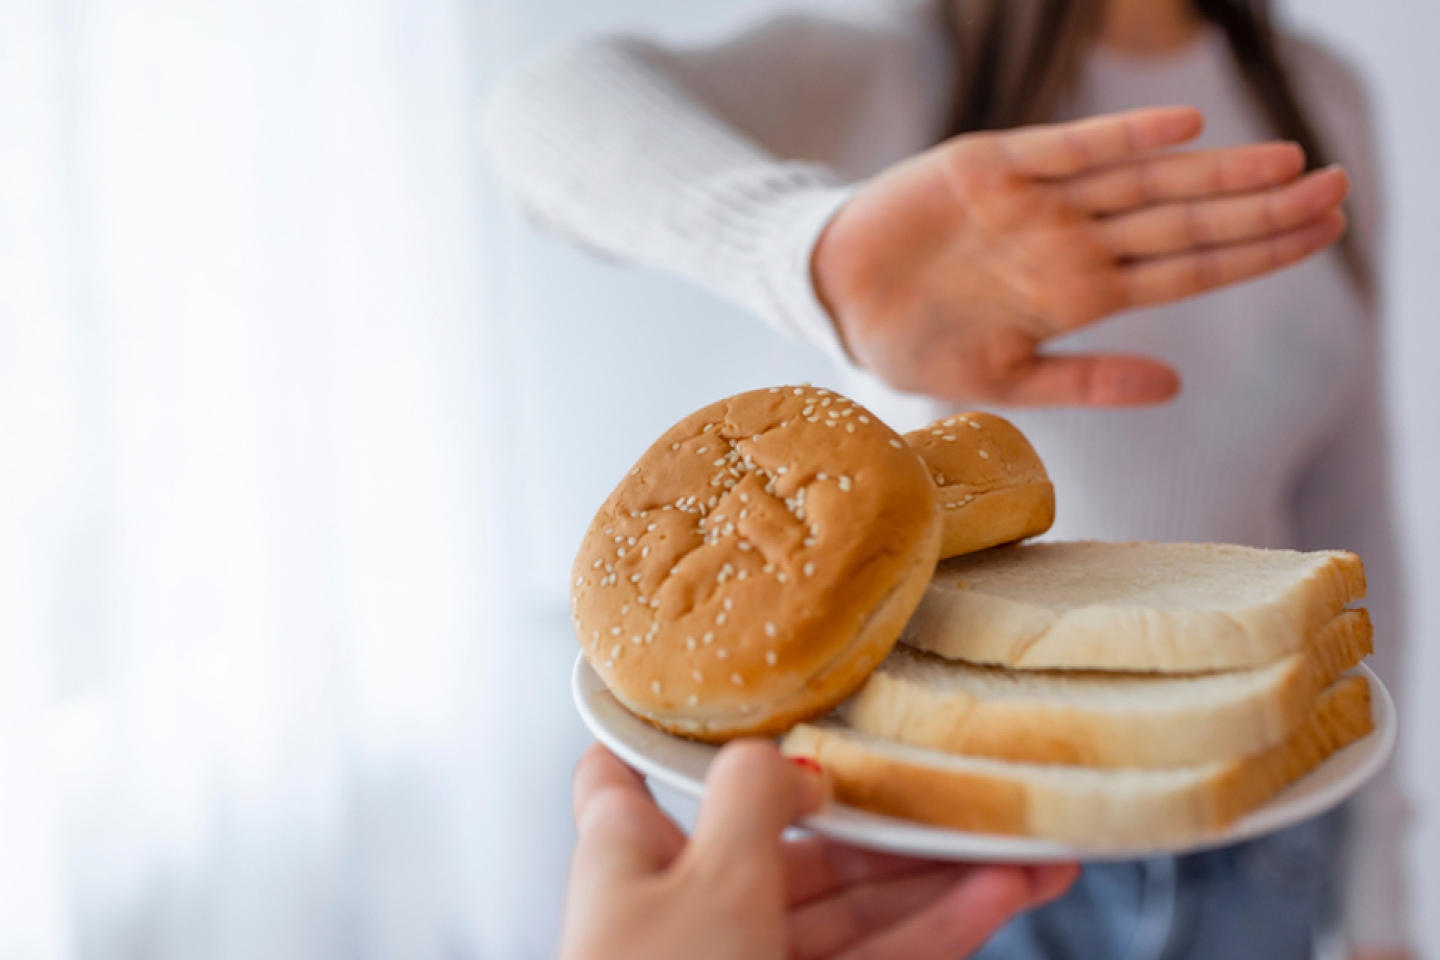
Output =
[{"x1": 482, "y1": 1, "x2": 1440, "y2": 956}]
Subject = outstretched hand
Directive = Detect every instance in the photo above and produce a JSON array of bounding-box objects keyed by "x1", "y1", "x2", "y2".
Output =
[
  {"x1": 813, "y1": 106, "x2": 1349, "y2": 406},
  {"x1": 559, "y1": 742, "x2": 1077, "y2": 960}
]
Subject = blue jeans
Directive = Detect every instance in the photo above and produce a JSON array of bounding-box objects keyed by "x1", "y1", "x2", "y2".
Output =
[{"x1": 973, "y1": 809, "x2": 1346, "y2": 960}]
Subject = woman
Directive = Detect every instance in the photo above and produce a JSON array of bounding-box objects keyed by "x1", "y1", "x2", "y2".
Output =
[{"x1": 487, "y1": 0, "x2": 1412, "y2": 957}]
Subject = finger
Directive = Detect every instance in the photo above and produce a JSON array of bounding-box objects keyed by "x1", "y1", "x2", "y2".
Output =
[
  {"x1": 1064, "y1": 141, "x2": 1306, "y2": 213},
  {"x1": 785, "y1": 835, "x2": 942, "y2": 906},
  {"x1": 1098, "y1": 165, "x2": 1349, "y2": 259},
  {"x1": 689, "y1": 741, "x2": 826, "y2": 867},
  {"x1": 993, "y1": 354, "x2": 1181, "y2": 407},
  {"x1": 1025, "y1": 862, "x2": 1082, "y2": 907},
  {"x1": 571, "y1": 743, "x2": 686, "y2": 881},
  {"x1": 1123, "y1": 208, "x2": 1346, "y2": 308},
  {"x1": 999, "y1": 107, "x2": 1203, "y2": 178},
  {"x1": 827, "y1": 865, "x2": 1042, "y2": 960},
  {"x1": 790, "y1": 865, "x2": 974, "y2": 960}
]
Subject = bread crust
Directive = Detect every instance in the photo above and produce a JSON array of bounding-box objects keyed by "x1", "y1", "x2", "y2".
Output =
[
  {"x1": 904, "y1": 413, "x2": 1054, "y2": 559},
  {"x1": 844, "y1": 609, "x2": 1372, "y2": 768},
  {"x1": 904, "y1": 542, "x2": 1368, "y2": 672},
  {"x1": 782, "y1": 675, "x2": 1374, "y2": 847},
  {"x1": 571, "y1": 386, "x2": 940, "y2": 741}
]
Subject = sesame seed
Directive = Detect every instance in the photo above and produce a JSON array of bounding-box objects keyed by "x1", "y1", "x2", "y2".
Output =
[
  {"x1": 604, "y1": 660, "x2": 613, "y2": 669},
  {"x1": 716, "y1": 612, "x2": 727, "y2": 625},
  {"x1": 944, "y1": 435, "x2": 956, "y2": 442},
  {"x1": 803, "y1": 537, "x2": 817, "y2": 547},
  {"x1": 777, "y1": 571, "x2": 789, "y2": 584},
  {"x1": 620, "y1": 604, "x2": 629, "y2": 615},
  {"x1": 932, "y1": 429, "x2": 944, "y2": 436},
  {"x1": 611, "y1": 626, "x2": 621, "y2": 636},
  {"x1": 803, "y1": 562, "x2": 816, "y2": 577},
  {"x1": 716, "y1": 648, "x2": 728, "y2": 660},
  {"x1": 802, "y1": 406, "x2": 815, "y2": 416},
  {"x1": 731, "y1": 673, "x2": 744, "y2": 687},
  {"x1": 889, "y1": 439, "x2": 903, "y2": 449},
  {"x1": 697, "y1": 446, "x2": 708, "y2": 454},
  {"x1": 617, "y1": 548, "x2": 625, "y2": 557},
  {"x1": 723, "y1": 597, "x2": 733, "y2": 610},
  {"x1": 793, "y1": 388, "x2": 803, "y2": 395},
  {"x1": 838, "y1": 476, "x2": 852, "y2": 491},
  {"x1": 969, "y1": 421, "x2": 982, "y2": 429},
  {"x1": 592, "y1": 559, "x2": 602, "y2": 569},
  {"x1": 821, "y1": 398, "x2": 832, "y2": 406},
  {"x1": 765, "y1": 651, "x2": 777, "y2": 666},
  {"x1": 846, "y1": 423, "x2": 855, "y2": 432},
  {"x1": 859, "y1": 416, "x2": 871, "y2": 424},
  {"x1": 651, "y1": 680, "x2": 661, "y2": 694},
  {"x1": 691, "y1": 670, "x2": 703, "y2": 682},
  {"x1": 688, "y1": 694, "x2": 698, "y2": 705},
  {"x1": 637, "y1": 595, "x2": 648, "y2": 605},
  {"x1": 765, "y1": 622, "x2": 777, "y2": 637},
  {"x1": 841, "y1": 409, "x2": 853, "y2": 417},
  {"x1": 641, "y1": 547, "x2": 650, "y2": 558},
  {"x1": 978, "y1": 449, "x2": 990, "y2": 459},
  {"x1": 611, "y1": 645, "x2": 621, "y2": 658},
  {"x1": 817, "y1": 472, "x2": 828, "y2": 481},
  {"x1": 632, "y1": 635, "x2": 642, "y2": 645},
  {"x1": 737, "y1": 570, "x2": 748, "y2": 580},
  {"x1": 769, "y1": 387, "x2": 780, "y2": 394},
  {"x1": 630, "y1": 573, "x2": 641, "y2": 583},
  {"x1": 739, "y1": 492, "x2": 750, "y2": 503},
  {"x1": 631, "y1": 467, "x2": 640, "y2": 476},
  {"x1": 647, "y1": 523, "x2": 657, "y2": 532},
  {"x1": 574, "y1": 576, "x2": 584, "y2": 586},
  {"x1": 738, "y1": 540, "x2": 751, "y2": 551},
  {"x1": 686, "y1": 637, "x2": 696, "y2": 650},
  {"x1": 703, "y1": 632, "x2": 714, "y2": 644}
]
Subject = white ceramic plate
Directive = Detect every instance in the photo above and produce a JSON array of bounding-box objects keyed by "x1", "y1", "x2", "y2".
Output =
[{"x1": 572, "y1": 655, "x2": 1396, "y2": 862}]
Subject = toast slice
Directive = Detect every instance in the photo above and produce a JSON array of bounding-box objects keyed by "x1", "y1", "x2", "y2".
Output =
[
  {"x1": 903, "y1": 542, "x2": 1366, "y2": 672},
  {"x1": 782, "y1": 675, "x2": 1374, "y2": 847},
  {"x1": 844, "y1": 610, "x2": 1371, "y2": 768}
]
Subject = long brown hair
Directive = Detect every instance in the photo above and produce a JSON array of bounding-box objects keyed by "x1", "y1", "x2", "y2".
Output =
[{"x1": 940, "y1": 0, "x2": 1370, "y2": 296}]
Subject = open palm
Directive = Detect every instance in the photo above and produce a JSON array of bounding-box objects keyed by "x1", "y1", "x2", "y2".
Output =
[{"x1": 813, "y1": 107, "x2": 1349, "y2": 406}]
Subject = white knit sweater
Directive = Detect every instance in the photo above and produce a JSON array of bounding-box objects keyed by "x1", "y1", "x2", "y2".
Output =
[{"x1": 486, "y1": 3, "x2": 1411, "y2": 947}]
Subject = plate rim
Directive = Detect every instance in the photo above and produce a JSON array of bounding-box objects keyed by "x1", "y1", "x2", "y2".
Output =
[{"x1": 572, "y1": 653, "x2": 1396, "y2": 862}]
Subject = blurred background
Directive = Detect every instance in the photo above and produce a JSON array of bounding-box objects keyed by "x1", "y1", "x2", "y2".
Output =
[{"x1": 1, "y1": 0, "x2": 1436, "y2": 958}]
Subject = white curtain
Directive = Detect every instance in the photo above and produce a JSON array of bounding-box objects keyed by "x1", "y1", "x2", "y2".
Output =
[{"x1": 0, "y1": 0, "x2": 540, "y2": 956}]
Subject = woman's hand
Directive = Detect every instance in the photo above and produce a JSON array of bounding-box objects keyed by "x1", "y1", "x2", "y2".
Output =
[
  {"x1": 559, "y1": 742, "x2": 1077, "y2": 960},
  {"x1": 813, "y1": 106, "x2": 1349, "y2": 406}
]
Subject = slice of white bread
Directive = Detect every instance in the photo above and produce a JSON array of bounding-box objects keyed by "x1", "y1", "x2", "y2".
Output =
[
  {"x1": 903, "y1": 542, "x2": 1366, "y2": 672},
  {"x1": 844, "y1": 609, "x2": 1371, "y2": 768},
  {"x1": 782, "y1": 675, "x2": 1373, "y2": 847}
]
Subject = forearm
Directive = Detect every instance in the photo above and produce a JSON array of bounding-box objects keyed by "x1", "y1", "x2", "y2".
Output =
[{"x1": 484, "y1": 30, "x2": 904, "y2": 362}]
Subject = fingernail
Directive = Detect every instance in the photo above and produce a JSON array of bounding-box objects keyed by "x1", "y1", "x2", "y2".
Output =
[{"x1": 789, "y1": 756, "x2": 823, "y2": 775}]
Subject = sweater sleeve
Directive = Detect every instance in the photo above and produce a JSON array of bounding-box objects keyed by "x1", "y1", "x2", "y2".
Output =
[
  {"x1": 482, "y1": 4, "x2": 953, "y2": 367},
  {"x1": 1286, "y1": 35, "x2": 1415, "y2": 952}
]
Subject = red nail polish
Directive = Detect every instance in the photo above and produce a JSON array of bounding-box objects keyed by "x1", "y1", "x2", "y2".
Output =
[{"x1": 789, "y1": 756, "x2": 823, "y2": 775}]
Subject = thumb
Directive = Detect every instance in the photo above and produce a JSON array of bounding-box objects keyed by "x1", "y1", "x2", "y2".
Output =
[
  {"x1": 689, "y1": 740, "x2": 827, "y2": 866},
  {"x1": 996, "y1": 353, "x2": 1180, "y2": 406}
]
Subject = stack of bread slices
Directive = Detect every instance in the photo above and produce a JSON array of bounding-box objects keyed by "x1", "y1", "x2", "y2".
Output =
[{"x1": 780, "y1": 418, "x2": 1376, "y2": 848}]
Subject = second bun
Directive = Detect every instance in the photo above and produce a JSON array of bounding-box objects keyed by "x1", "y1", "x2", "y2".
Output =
[{"x1": 905, "y1": 412, "x2": 1054, "y2": 559}]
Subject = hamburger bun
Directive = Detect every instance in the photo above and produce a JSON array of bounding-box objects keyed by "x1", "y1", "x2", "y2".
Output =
[
  {"x1": 904, "y1": 412, "x2": 1054, "y2": 559},
  {"x1": 571, "y1": 385, "x2": 941, "y2": 741}
]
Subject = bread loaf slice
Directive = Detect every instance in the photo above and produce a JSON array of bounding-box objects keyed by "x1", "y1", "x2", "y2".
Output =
[
  {"x1": 845, "y1": 609, "x2": 1371, "y2": 768},
  {"x1": 903, "y1": 542, "x2": 1366, "y2": 672},
  {"x1": 782, "y1": 675, "x2": 1373, "y2": 847}
]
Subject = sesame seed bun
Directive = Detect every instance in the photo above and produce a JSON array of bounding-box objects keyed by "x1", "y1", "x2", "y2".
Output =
[
  {"x1": 571, "y1": 386, "x2": 941, "y2": 741},
  {"x1": 904, "y1": 412, "x2": 1054, "y2": 559}
]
